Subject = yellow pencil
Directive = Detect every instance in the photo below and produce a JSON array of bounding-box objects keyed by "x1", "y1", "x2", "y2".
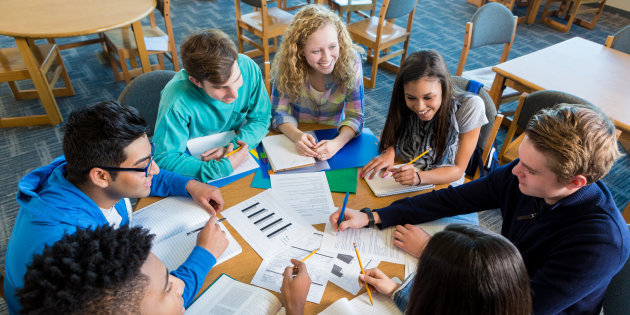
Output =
[
  {"x1": 354, "y1": 242, "x2": 373, "y2": 306},
  {"x1": 407, "y1": 147, "x2": 432, "y2": 164},
  {"x1": 224, "y1": 146, "x2": 242, "y2": 158},
  {"x1": 300, "y1": 249, "x2": 318, "y2": 262}
]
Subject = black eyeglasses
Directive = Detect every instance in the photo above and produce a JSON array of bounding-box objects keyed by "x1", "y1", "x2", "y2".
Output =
[{"x1": 96, "y1": 143, "x2": 155, "y2": 177}]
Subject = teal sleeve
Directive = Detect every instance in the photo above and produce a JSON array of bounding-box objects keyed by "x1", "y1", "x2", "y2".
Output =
[
  {"x1": 232, "y1": 61, "x2": 271, "y2": 149},
  {"x1": 154, "y1": 104, "x2": 234, "y2": 183}
]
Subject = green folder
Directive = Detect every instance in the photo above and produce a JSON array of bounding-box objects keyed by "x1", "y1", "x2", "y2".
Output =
[{"x1": 325, "y1": 168, "x2": 358, "y2": 194}]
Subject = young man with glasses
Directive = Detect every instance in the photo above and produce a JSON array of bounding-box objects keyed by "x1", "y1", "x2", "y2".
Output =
[{"x1": 4, "y1": 101, "x2": 228, "y2": 313}]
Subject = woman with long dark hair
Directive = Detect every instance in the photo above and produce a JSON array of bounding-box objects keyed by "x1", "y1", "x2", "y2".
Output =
[
  {"x1": 360, "y1": 224, "x2": 532, "y2": 314},
  {"x1": 362, "y1": 50, "x2": 487, "y2": 186}
]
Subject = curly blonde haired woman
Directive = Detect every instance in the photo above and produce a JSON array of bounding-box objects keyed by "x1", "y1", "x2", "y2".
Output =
[{"x1": 270, "y1": 4, "x2": 364, "y2": 161}]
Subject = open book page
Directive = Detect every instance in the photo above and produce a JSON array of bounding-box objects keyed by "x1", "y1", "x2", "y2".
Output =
[
  {"x1": 363, "y1": 166, "x2": 434, "y2": 197},
  {"x1": 262, "y1": 134, "x2": 315, "y2": 172},
  {"x1": 320, "y1": 222, "x2": 406, "y2": 264},
  {"x1": 132, "y1": 196, "x2": 211, "y2": 242},
  {"x1": 185, "y1": 274, "x2": 282, "y2": 315},
  {"x1": 222, "y1": 189, "x2": 317, "y2": 259},
  {"x1": 319, "y1": 278, "x2": 403, "y2": 315},
  {"x1": 251, "y1": 232, "x2": 334, "y2": 304},
  {"x1": 131, "y1": 196, "x2": 241, "y2": 269},
  {"x1": 317, "y1": 298, "x2": 355, "y2": 315},
  {"x1": 151, "y1": 220, "x2": 242, "y2": 271},
  {"x1": 187, "y1": 131, "x2": 236, "y2": 159},
  {"x1": 269, "y1": 172, "x2": 336, "y2": 224}
]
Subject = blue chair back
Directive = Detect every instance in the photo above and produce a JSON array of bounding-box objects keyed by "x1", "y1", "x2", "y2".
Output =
[
  {"x1": 118, "y1": 70, "x2": 176, "y2": 135},
  {"x1": 610, "y1": 25, "x2": 630, "y2": 54},
  {"x1": 452, "y1": 76, "x2": 496, "y2": 149},
  {"x1": 516, "y1": 90, "x2": 592, "y2": 130},
  {"x1": 385, "y1": 0, "x2": 417, "y2": 20},
  {"x1": 470, "y1": 2, "x2": 516, "y2": 49}
]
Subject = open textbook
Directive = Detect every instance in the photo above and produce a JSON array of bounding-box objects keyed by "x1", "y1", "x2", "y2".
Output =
[
  {"x1": 186, "y1": 274, "x2": 283, "y2": 314},
  {"x1": 132, "y1": 196, "x2": 241, "y2": 270},
  {"x1": 364, "y1": 165, "x2": 434, "y2": 197},
  {"x1": 262, "y1": 134, "x2": 315, "y2": 172}
]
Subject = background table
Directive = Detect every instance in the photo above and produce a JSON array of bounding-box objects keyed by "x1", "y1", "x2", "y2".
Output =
[
  {"x1": 137, "y1": 124, "x2": 467, "y2": 313},
  {"x1": 489, "y1": 37, "x2": 630, "y2": 149},
  {"x1": 0, "y1": 0, "x2": 156, "y2": 126}
]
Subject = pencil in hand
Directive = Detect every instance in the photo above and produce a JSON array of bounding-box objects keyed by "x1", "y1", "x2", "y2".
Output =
[
  {"x1": 354, "y1": 242, "x2": 373, "y2": 306},
  {"x1": 224, "y1": 145, "x2": 242, "y2": 158}
]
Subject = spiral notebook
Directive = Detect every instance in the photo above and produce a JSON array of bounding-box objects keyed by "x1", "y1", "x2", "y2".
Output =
[{"x1": 364, "y1": 166, "x2": 434, "y2": 197}]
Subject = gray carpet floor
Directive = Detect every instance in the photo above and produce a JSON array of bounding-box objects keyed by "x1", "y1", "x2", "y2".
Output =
[{"x1": 1, "y1": 0, "x2": 629, "y2": 312}]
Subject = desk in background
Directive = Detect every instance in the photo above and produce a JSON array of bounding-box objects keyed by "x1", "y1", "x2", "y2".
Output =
[{"x1": 0, "y1": 0, "x2": 156, "y2": 127}]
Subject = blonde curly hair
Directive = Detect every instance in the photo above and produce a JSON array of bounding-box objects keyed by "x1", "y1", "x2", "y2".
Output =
[{"x1": 271, "y1": 4, "x2": 362, "y2": 100}]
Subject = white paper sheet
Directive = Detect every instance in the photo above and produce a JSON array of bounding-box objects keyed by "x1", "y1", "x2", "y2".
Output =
[
  {"x1": 251, "y1": 232, "x2": 334, "y2": 304},
  {"x1": 329, "y1": 253, "x2": 380, "y2": 295},
  {"x1": 319, "y1": 278, "x2": 403, "y2": 315},
  {"x1": 320, "y1": 222, "x2": 407, "y2": 264},
  {"x1": 269, "y1": 172, "x2": 336, "y2": 224},
  {"x1": 187, "y1": 131, "x2": 236, "y2": 159},
  {"x1": 221, "y1": 189, "x2": 317, "y2": 259}
]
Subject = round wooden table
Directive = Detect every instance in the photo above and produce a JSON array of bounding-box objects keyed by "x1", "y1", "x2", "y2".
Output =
[{"x1": 0, "y1": 0, "x2": 155, "y2": 127}]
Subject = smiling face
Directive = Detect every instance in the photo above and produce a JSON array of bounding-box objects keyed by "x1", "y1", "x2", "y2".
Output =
[
  {"x1": 403, "y1": 77, "x2": 443, "y2": 121},
  {"x1": 511, "y1": 135, "x2": 573, "y2": 205},
  {"x1": 302, "y1": 23, "x2": 339, "y2": 76},
  {"x1": 103, "y1": 135, "x2": 159, "y2": 201},
  {"x1": 139, "y1": 254, "x2": 186, "y2": 315},
  {"x1": 190, "y1": 61, "x2": 243, "y2": 104}
]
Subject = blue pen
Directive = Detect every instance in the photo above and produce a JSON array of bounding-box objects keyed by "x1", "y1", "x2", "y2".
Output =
[{"x1": 337, "y1": 192, "x2": 349, "y2": 227}]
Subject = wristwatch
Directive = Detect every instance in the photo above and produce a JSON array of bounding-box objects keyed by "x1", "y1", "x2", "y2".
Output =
[{"x1": 361, "y1": 208, "x2": 375, "y2": 228}]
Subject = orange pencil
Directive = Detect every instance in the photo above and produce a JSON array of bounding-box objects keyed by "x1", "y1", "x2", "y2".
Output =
[
  {"x1": 354, "y1": 242, "x2": 373, "y2": 306},
  {"x1": 407, "y1": 148, "x2": 432, "y2": 164},
  {"x1": 224, "y1": 146, "x2": 242, "y2": 157}
]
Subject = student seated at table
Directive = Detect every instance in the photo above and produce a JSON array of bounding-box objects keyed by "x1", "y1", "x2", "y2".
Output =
[
  {"x1": 17, "y1": 224, "x2": 226, "y2": 314},
  {"x1": 154, "y1": 29, "x2": 271, "y2": 182},
  {"x1": 331, "y1": 103, "x2": 630, "y2": 314},
  {"x1": 280, "y1": 224, "x2": 532, "y2": 315},
  {"x1": 270, "y1": 5, "x2": 364, "y2": 161},
  {"x1": 361, "y1": 50, "x2": 487, "y2": 186},
  {"x1": 4, "y1": 101, "x2": 227, "y2": 313}
]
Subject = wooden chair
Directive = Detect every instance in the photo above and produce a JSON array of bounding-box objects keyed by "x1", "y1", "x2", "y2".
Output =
[
  {"x1": 456, "y1": 3, "x2": 518, "y2": 103},
  {"x1": 0, "y1": 41, "x2": 74, "y2": 127},
  {"x1": 102, "y1": 0, "x2": 179, "y2": 84},
  {"x1": 347, "y1": 0, "x2": 418, "y2": 89},
  {"x1": 605, "y1": 25, "x2": 630, "y2": 54},
  {"x1": 540, "y1": 0, "x2": 607, "y2": 33},
  {"x1": 235, "y1": 0, "x2": 294, "y2": 93},
  {"x1": 498, "y1": 90, "x2": 593, "y2": 164},
  {"x1": 328, "y1": 0, "x2": 377, "y2": 24}
]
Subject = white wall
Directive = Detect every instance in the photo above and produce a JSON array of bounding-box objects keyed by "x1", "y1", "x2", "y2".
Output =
[{"x1": 608, "y1": 0, "x2": 630, "y2": 12}]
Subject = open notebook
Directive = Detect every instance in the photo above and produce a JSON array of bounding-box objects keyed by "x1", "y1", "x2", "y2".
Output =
[
  {"x1": 319, "y1": 278, "x2": 403, "y2": 315},
  {"x1": 262, "y1": 134, "x2": 315, "y2": 172},
  {"x1": 364, "y1": 165, "x2": 434, "y2": 197},
  {"x1": 132, "y1": 196, "x2": 241, "y2": 270}
]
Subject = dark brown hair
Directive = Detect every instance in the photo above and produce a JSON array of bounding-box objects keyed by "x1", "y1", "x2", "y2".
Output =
[
  {"x1": 406, "y1": 224, "x2": 532, "y2": 315},
  {"x1": 181, "y1": 29, "x2": 238, "y2": 84},
  {"x1": 379, "y1": 50, "x2": 455, "y2": 163}
]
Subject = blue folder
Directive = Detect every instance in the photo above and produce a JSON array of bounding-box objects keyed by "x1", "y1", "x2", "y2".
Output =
[
  {"x1": 314, "y1": 127, "x2": 380, "y2": 171},
  {"x1": 206, "y1": 152, "x2": 260, "y2": 188}
]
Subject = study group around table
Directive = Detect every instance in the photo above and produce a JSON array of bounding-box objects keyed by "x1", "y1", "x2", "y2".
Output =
[{"x1": 3, "y1": 4, "x2": 629, "y2": 315}]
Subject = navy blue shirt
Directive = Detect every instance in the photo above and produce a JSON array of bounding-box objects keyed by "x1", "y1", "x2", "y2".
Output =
[{"x1": 376, "y1": 160, "x2": 630, "y2": 314}]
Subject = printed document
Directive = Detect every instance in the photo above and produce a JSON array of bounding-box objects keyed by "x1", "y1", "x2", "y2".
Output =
[
  {"x1": 320, "y1": 222, "x2": 407, "y2": 264},
  {"x1": 222, "y1": 189, "x2": 317, "y2": 259},
  {"x1": 269, "y1": 172, "x2": 336, "y2": 224}
]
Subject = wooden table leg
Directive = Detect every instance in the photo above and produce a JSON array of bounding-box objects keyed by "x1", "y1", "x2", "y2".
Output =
[
  {"x1": 526, "y1": 0, "x2": 543, "y2": 24},
  {"x1": 489, "y1": 70, "x2": 506, "y2": 111},
  {"x1": 9, "y1": 37, "x2": 63, "y2": 126},
  {"x1": 131, "y1": 20, "x2": 152, "y2": 74}
]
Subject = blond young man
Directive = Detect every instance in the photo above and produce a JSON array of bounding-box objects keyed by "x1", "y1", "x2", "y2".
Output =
[{"x1": 331, "y1": 104, "x2": 629, "y2": 314}]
